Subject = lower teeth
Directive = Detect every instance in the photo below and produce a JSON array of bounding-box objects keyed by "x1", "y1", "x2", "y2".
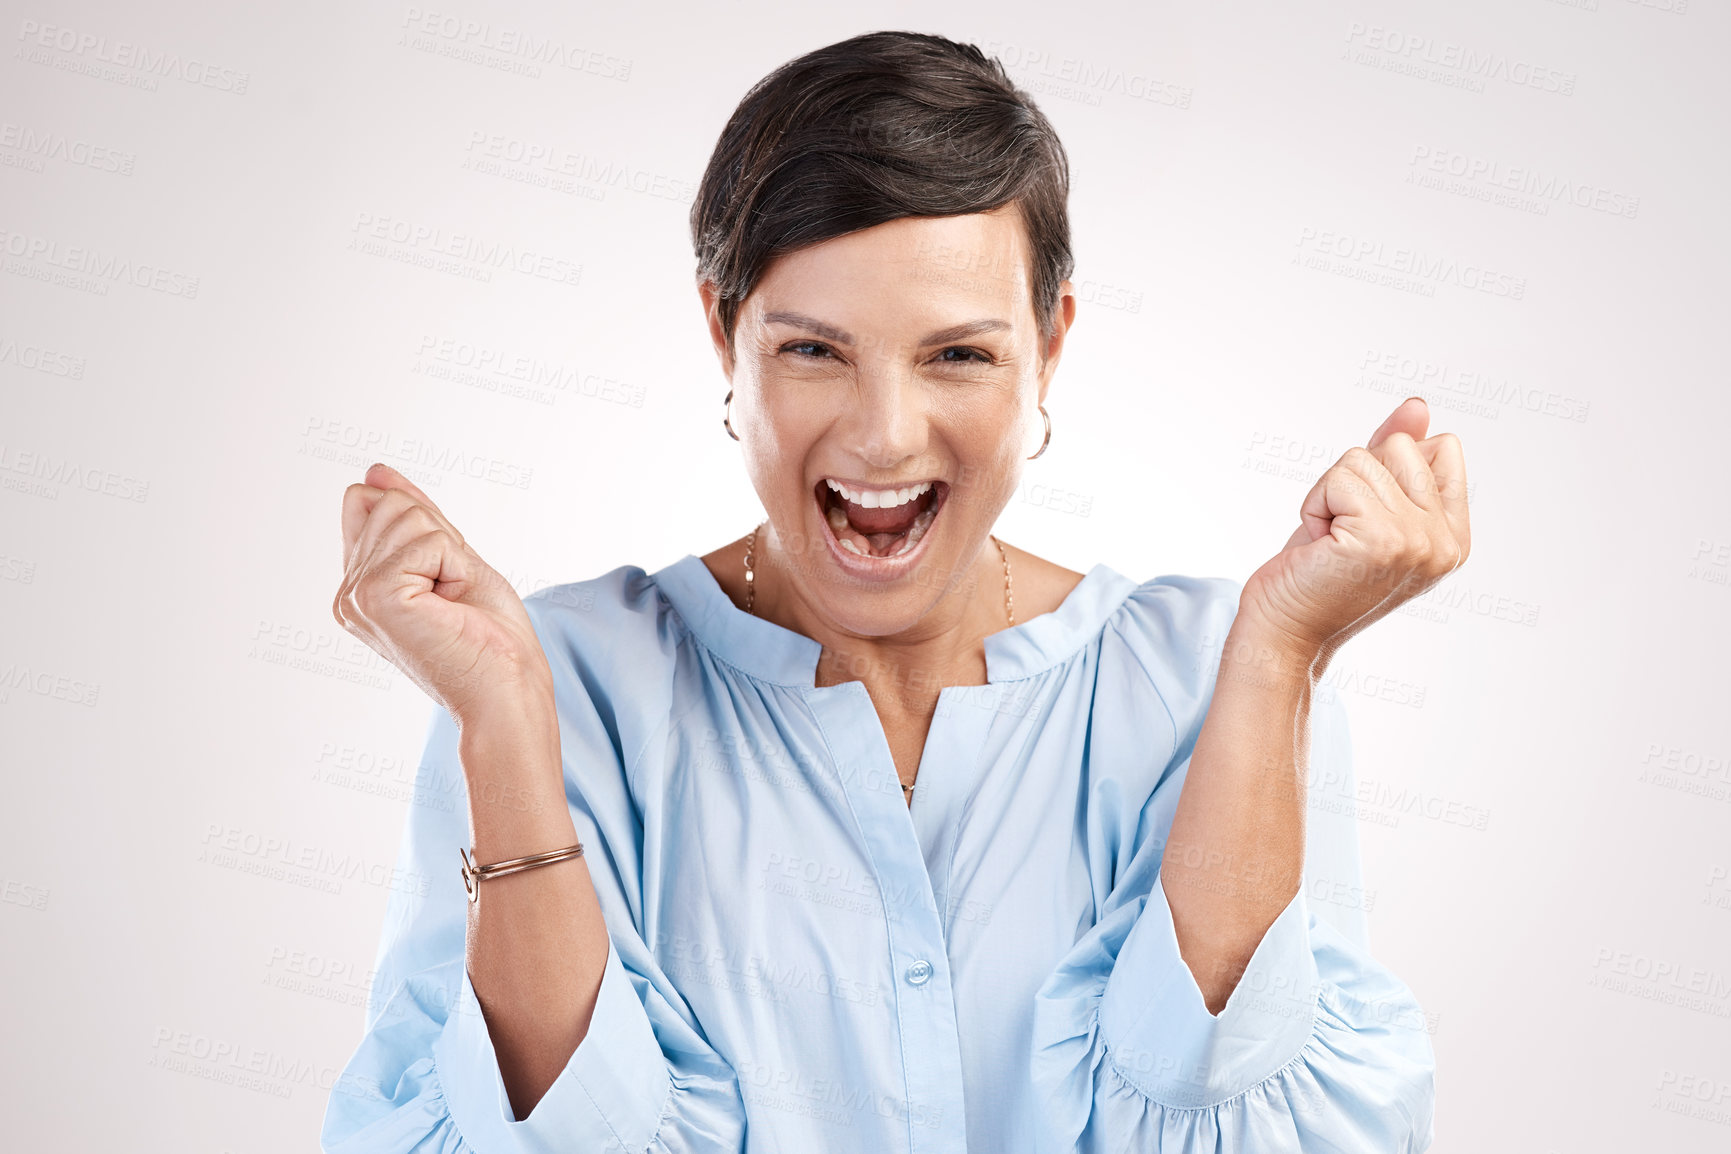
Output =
[{"x1": 831, "y1": 504, "x2": 937, "y2": 559}]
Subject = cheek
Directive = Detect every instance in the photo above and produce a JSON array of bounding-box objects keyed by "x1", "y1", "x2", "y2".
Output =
[
  {"x1": 945, "y1": 400, "x2": 1027, "y2": 509},
  {"x1": 738, "y1": 409, "x2": 818, "y2": 506},
  {"x1": 741, "y1": 441, "x2": 798, "y2": 511}
]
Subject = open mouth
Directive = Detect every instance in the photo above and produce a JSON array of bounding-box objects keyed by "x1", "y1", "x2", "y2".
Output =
[{"x1": 814, "y1": 477, "x2": 948, "y2": 561}]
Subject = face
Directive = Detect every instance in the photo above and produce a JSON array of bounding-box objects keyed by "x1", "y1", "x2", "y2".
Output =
[{"x1": 700, "y1": 205, "x2": 1076, "y2": 640}]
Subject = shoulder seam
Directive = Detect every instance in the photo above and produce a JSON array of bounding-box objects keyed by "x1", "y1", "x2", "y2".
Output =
[
  {"x1": 1100, "y1": 576, "x2": 1242, "y2": 768},
  {"x1": 525, "y1": 572, "x2": 678, "y2": 791},
  {"x1": 621, "y1": 585, "x2": 687, "y2": 790},
  {"x1": 1105, "y1": 614, "x2": 1181, "y2": 769}
]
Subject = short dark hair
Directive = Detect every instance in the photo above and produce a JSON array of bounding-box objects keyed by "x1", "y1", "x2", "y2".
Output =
[{"x1": 691, "y1": 30, "x2": 1074, "y2": 358}]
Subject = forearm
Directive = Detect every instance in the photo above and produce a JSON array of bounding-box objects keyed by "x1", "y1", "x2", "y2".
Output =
[
  {"x1": 1160, "y1": 619, "x2": 1320, "y2": 1013},
  {"x1": 459, "y1": 690, "x2": 611, "y2": 1120}
]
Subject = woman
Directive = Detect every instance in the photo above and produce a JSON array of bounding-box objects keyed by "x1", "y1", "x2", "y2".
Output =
[{"x1": 322, "y1": 31, "x2": 1465, "y2": 1154}]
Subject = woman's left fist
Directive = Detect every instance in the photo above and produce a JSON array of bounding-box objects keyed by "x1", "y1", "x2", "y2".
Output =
[{"x1": 1239, "y1": 397, "x2": 1472, "y2": 661}]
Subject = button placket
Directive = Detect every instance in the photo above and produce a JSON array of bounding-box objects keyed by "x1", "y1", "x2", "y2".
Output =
[{"x1": 804, "y1": 681, "x2": 971, "y2": 1153}]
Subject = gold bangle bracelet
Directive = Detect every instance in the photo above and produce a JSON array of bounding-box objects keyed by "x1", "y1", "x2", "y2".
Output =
[{"x1": 459, "y1": 842, "x2": 584, "y2": 903}]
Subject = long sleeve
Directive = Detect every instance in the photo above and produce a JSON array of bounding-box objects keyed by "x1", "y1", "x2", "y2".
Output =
[
  {"x1": 321, "y1": 582, "x2": 747, "y2": 1154},
  {"x1": 1030, "y1": 576, "x2": 1435, "y2": 1153}
]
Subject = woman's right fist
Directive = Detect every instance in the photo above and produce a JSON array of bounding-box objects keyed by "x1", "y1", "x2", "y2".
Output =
[{"x1": 334, "y1": 463, "x2": 552, "y2": 723}]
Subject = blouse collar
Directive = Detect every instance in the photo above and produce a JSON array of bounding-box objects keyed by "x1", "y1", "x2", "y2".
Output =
[{"x1": 649, "y1": 551, "x2": 1140, "y2": 688}]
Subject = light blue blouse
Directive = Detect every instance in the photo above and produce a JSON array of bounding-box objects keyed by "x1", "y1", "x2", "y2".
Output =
[{"x1": 321, "y1": 553, "x2": 1435, "y2": 1153}]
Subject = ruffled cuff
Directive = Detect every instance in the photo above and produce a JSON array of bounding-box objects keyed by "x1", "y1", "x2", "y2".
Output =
[
  {"x1": 435, "y1": 936, "x2": 673, "y2": 1153},
  {"x1": 1100, "y1": 873, "x2": 1319, "y2": 1108}
]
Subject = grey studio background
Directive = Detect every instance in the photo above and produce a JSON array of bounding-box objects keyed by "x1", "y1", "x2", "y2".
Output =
[{"x1": 2, "y1": 0, "x2": 1727, "y2": 1150}]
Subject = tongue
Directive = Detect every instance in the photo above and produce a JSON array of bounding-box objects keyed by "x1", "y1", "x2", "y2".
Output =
[{"x1": 845, "y1": 498, "x2": 920, "y2": 536}]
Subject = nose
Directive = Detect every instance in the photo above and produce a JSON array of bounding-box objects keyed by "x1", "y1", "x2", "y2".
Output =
[{"x1": 843, "y1": 365, "x2": 929, "y2": 471}]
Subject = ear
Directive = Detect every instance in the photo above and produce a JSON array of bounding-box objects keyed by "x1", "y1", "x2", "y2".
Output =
[
  {"x1": 1036, "y1": 279, "x2": 1077, "y2": 406},
  {"x1": 697, "y1": 277, "x2": 735, "y2": 380}
]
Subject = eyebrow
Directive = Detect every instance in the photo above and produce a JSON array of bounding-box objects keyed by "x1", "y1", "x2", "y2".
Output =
[{"x1": 761, "y1": 311, "x2": 1011, "y2": 347}]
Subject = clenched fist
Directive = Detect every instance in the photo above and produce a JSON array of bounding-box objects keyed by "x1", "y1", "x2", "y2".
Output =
[
  {"x1": 333, "y1": 462, "x2": 551, "y2": 723},
  {"x1": 1239, "y1": 397, "x2": 1472, "y2": 662}
]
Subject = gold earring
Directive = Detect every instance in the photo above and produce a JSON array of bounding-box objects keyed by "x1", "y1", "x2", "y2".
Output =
[
  {"x1": 1027, "y1": 404, "x2": 1051, "y2": 459},
  {"x1": 723, "y1": 389, "x2": 740, "y2": 441}
]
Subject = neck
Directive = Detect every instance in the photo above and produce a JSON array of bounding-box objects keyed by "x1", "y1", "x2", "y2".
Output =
[{"x1": 750, "y1": 527, "x2": 1010, "y2": 694}]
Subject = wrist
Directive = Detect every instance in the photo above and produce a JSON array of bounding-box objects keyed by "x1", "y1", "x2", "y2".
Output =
[
  {"x1": 1219, "y1": 615, "x2": 1328, "y2": 691},
  {"x1": 452, "y1": 671, "x2": 557, "y2": 733},
  {"x1": 456, "y1": 687, "x2": 562, "y2": 787}
]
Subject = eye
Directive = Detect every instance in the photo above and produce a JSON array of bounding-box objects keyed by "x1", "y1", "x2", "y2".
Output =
[
  {"x1": 935, "y1": 346, "x2": 992, "y2": 365},
  {"x1": 781, "y1": 340, "x2": 836, "y2": 359}
]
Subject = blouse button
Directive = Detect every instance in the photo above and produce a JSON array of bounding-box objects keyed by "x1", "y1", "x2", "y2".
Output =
[{"x1": 905, "y1": 959, "x2": 933, "y2": 986}]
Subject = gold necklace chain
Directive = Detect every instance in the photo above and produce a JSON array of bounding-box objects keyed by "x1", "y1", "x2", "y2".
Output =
[{"x1": 742, "y1": 522, "x2": 1013, "y2": 797}]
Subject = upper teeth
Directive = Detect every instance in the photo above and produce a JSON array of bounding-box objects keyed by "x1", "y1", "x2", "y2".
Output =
[{"x1": 825, "y1": 479, "x2": 932, "y2": 509}]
